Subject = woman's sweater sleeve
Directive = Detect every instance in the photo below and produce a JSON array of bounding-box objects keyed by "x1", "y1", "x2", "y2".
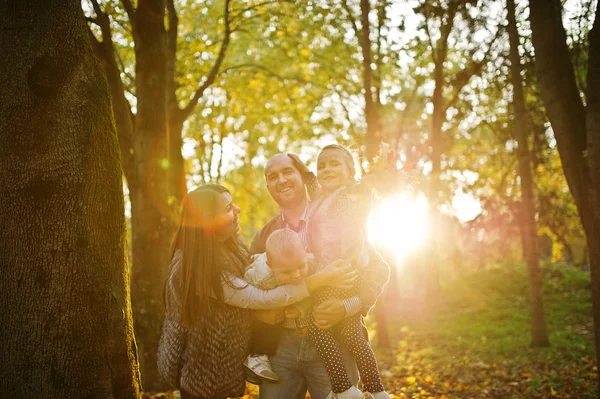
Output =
[
  {"x1": 157, "y1": 257, "x2": 186, "y2": 388},
  {"x1": 222, "y1": 273, "x2": 310, "y2": 309},
  {"x1": 157, "y1": 316, "x2": 186, "y2": 388}
]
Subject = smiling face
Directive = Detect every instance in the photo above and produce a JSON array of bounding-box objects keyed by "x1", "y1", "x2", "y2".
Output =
[
  {"x1": 265, "y1": 154, "x2": 306, "y2": 209},
  {"x1": 317, "y1": 149, "x2": 353, "y2": 192},
  {"x1": 214, "y1": 191, "x2": 241, "y2": 242}
]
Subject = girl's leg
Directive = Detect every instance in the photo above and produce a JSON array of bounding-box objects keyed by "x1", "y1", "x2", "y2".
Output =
[
  {"x1": 338, "y1": 316, "x2": 385, "y2": 393},
  {"x1": 309, "y1": 286, "x2": 353, "y2": 393}
]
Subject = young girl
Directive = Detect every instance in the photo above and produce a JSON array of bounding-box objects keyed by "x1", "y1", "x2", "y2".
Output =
[{"x1": 307, "y1": 145, "x2": 391, "y2": 399}]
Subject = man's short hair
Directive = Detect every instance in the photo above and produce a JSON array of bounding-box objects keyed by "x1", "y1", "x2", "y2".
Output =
[{"x1": 265, "y1": 229, "x2": 305, "y2": 265}]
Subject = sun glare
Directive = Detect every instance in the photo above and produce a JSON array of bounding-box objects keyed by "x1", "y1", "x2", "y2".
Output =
[{"x1": 367, "y1": 193, "x2": 429, "y2": 266}]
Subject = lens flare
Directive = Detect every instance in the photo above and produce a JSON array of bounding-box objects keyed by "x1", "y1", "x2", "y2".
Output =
[{"x1": 367, "y1": 193, "x2": 429, "y2": 266}]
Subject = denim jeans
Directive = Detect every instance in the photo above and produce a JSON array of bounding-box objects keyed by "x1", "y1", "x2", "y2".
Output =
[{"x1": 259, "y1": 328, "x2": 359, "y2": 399}]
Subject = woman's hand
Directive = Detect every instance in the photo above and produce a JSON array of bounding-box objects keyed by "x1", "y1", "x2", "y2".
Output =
[
  {"x1": 253, "y1": 309, "x2": 285, "y2": 325},
  {"x1": 304, "y1": 259, "x2": 356, "y2": 293},
  {"x1": 322, "y1": 259, "x2": 357, "y2": 289}
]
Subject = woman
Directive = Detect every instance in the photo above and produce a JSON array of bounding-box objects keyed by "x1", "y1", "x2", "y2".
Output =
[{"x1": 157, "y1": 184, "x2": 355, "y2": 399}]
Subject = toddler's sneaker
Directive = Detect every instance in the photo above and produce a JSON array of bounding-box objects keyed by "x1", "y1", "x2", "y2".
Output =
[
  {"x1": 243, "y1": 354, "x2": 279, "y2": 382},
  {"x1": 326, "y1": 386, "x2": 364, "y2": 399}
]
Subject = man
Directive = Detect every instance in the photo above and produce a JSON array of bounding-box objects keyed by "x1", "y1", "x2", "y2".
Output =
[{"x1": 250, "y1": 153, "x2": 390, "y2": 399}]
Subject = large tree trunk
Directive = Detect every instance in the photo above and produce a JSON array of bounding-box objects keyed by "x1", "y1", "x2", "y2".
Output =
[
  {"x1": 423, "y1": 3, "x2": 456, "y2": 304},
  {"x1": 529, "y1": 0, "x2": 600, "y2": 387},
  {"x1": 360, "y1": 0, "x2": 381, "y2": 161},
  {"x1": 507, "y1": 0, "x2": 549, "y2": 347},
  {"x1": 0, "y1": 1, "x2": 141, "y2": 397},
  {"x1": 87, "y1": 0, "x2": 231, "y2": 389},
  {"x1": 129, "y1": 0, "x2": 176, "y2": 390},
  {"x1": 425, "y1": 58, "x2": 445, "y2": 304}
]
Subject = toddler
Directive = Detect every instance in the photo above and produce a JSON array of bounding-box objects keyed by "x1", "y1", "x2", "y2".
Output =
[{"x1": 243, "y1": 228, "x2": 311, "y2": 382}]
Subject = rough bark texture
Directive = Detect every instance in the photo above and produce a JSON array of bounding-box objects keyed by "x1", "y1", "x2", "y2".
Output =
[
  {"x1": 506, "y1": 0, "x2": 549, "y2": 347},
  {"x1": 360, "y1": 0, "x2": 381, "y2": 161},
  {"x1": 128, "y1": 0, "x2": 175, "y2": 390},
  {"x1": 88, "y1": 0, "x2": 232, "y2": 389},
  {"x1": 529, "y1": 0, "x2": 600, "y2": 387},
  {"x1": 0, "y1": 1, "x2": 141, "y2": 397},
  {"x1": 423, "y1": 4, "x2": 457, "y2": 304}
]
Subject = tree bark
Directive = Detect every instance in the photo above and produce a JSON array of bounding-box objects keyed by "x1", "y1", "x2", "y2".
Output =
[
  {"x1": 360, "y1": 0, "x2": 381, "y2": 161},
  {"x1": 529, "y1": 0, "x2": 600, "y2": 387},
  {"x1": 87, "y1": 0, "x2": 232, "y2": 388},
  {"x1": 507, "y1": 0, "x2": 549, "y2": 347},
  {"x1": 0, "y1": 1, "x2": 141, "y2": 397},
  {"x1": 423, "y1": 4, "x2": 457, "y2": 304},
  {"x1": 128, "y1": 0, "x2": 177, "y2": 390}
]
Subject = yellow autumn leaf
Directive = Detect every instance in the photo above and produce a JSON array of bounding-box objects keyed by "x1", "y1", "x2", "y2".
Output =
[
  {"x1": 407, "y1": 376, "x2": 416, "y2": 384},
  {"x1": 300, "y1": 48, "x2": 311, "y2": 57}
]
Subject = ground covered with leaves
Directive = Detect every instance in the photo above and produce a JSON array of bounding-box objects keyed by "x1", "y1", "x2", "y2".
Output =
[
  {"x1": 374, "y1": 262, "x2": 597, "y2": 398},
  {"x1": 148, "y1": 262, "x2": 597, "y2": 398}
]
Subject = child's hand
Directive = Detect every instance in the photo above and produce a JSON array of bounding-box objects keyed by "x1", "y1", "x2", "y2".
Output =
[
  {"x1": 285, "y1": 307, "x2": 301, "y2": 320},
  {"x1": 313, "y1": 298, "x2": 346, "y2": 330},
  {"x1": 287, "y1": 153, "x2": 314, "y2": 182}
]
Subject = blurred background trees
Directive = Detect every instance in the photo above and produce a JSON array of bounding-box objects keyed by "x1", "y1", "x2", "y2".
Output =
[{"x1": 80, "y1": 0, "x2": 597, "y2": 391}]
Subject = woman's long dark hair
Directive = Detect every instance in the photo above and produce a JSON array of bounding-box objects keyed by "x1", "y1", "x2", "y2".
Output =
[{"x1": 167, "y1": 184, "x2": 248, "y2": 327}]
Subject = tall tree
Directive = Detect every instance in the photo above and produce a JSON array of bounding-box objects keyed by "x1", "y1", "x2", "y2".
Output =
[
  {"x1": 528, "y1": 0, "x2": 600, "y2": 386},
  {"x1": 413, "y1": 0, "x2": 500, "y2": 301},
  {"x1": 0, "y1": 1, "x2": 140, "y2": 397},
  {"x1": 360, "y1": 0, "x2": 382, "y2": 160},
  {"x1": 86, "y1": 0, "x2": 233, "y2": 387},
  {"x1": 506, "y1": 0, "x2": 549, "y2": 347}
]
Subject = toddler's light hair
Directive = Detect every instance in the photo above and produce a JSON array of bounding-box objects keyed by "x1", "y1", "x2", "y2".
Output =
[{"x1": 266, "y1": 229, "x2": 305, "y2": 267}]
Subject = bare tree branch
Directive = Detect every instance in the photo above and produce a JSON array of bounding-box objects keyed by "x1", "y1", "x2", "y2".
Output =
[
  {"x1": 178, "y1": 0, "x2": 232, "y2": 123},
  {"x1": 86, "y1": 16, "x2": 99, "y2": 25},
  {"x1": 229, "y1": 0, "x2": 291, "y2": 21},
  {"x1": 422, "y1": 11, "x2": 439, "y2": 65},
  {"x1": 121, "y1": 0, "x2": 137, "y2": 36},
  {"x1": 445, "y1": 27, "x2": 504, "y2": 113},
  {"x1": 86, "y1": 0, "x2": 137, "y2": 183},
  {"x1": 219, "y1": 63, "x2": 314, "y2": 85},
  {"x1": 341, "y1": 0, "x2": 361, "y2": 45}
]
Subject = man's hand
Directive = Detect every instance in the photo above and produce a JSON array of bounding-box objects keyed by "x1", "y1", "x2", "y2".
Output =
[
  {"x1": 312, "y1": 298, "x2": 346, "y2": 330},
  {"x1": 253, "y1": 309, "x2": 285, "y2": 325}
]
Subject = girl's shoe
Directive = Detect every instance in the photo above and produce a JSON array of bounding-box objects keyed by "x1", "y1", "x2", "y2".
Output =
[{"x1": 371, "y1": 391, "x2": 392, "y2": 399}]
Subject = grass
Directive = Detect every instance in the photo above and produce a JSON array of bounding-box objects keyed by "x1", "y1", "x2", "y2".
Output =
[{"x1": 374, "y1": 262, "x2": 597, "y2": 398}]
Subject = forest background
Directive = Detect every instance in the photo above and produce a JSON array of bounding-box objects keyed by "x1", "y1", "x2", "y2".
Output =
[{"x1": 0, "y1": 0, "x2": 598, "y2": 398}]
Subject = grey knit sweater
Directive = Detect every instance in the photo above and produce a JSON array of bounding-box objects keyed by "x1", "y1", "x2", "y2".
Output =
[{"x1": 157, "y1": 251, "x2": 252, "y2": 398}]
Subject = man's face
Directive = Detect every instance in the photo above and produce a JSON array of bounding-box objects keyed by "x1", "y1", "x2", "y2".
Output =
[
  {"x1": 265, "y1": 154, "x2": 306, "y2": 208},
  {"x1": 270, "y1": 251, "x2": 309, "y2": 285}
]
